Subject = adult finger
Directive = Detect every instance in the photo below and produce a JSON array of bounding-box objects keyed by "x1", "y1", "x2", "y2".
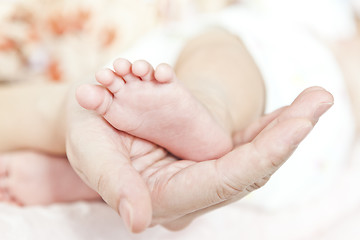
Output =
[
  {"x1": 232, "y1": 106, "x2": 287, "y2": 146},
  {"x1": 66, "y1": 117, "x2": 152, "y2": 233},
  {"x1": 257, "y1": 86, "x2": 333, "y2": 137},
  {"x1": 233, "y1": 86, "x2": 333, "y2": 146},
  {"x1": 217, "y1": 87, "x2": 333, "y2": 199}
]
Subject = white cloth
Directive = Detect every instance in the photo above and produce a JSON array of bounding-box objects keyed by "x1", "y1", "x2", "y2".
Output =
[
  {"x1": 241, "y1": 0, "x2": 358, "y2": 41},
  {"x1": 351, "y1": 0, "x2": 360, "y2": 16}
]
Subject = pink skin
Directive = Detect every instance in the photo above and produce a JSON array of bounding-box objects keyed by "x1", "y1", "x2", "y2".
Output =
[
  {"x1": 75, "y1": 58, "x2": 233, "y2": 161},
  {"x1": 23, "y1": 84, "x2": 332, "y2": 232},
  {"x1": 0, "y1": 151, "x2": 100, "y2": 205},
  {"x1": 0, "y1": 87, "x2": 333, "y2": 233},
  {"x1": 69, "y1": 86, "x2": 333, "y2": 232}
]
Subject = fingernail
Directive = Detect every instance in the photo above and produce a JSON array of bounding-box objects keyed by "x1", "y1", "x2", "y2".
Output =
[
  {"x1": 314, "y1": 102, "x2": 333, "y2": 120},
  {"x1": 119, "y1": 199, "x2": 133, "y2": 232}
]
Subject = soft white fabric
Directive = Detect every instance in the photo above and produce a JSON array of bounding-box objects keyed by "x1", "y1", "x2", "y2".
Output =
[
  {"x1": 241, "y1": 0, "x2": 358, "y2": 41},
  {"x1": 351, "y1": 0, "x2": 360, "y2": 16}
]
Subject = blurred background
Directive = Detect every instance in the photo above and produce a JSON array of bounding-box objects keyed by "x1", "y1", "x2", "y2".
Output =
[{"x1": 1, "y1": 0, "x2": 360, "y2": 239}]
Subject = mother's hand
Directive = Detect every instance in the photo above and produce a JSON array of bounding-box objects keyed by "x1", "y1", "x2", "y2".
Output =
[{"x1": 66, "y1": 86, "x2": 333, "y2": 233}]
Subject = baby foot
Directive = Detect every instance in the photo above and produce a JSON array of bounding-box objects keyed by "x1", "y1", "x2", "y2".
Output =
[
  {"x1": 0, "y1": 152, "x2": 100, "y2": 206},
  {"x1": 76, "y1": 58, "x2": 232, "y2": 161}
]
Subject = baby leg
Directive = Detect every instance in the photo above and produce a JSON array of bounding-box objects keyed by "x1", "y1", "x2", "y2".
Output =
[{"x1": 174, "y1": 28, "x2": 265, "y2": 133}]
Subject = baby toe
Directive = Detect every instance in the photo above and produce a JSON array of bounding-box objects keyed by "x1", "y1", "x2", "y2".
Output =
[
  {"x1": 132, "y1": 60, "x2": 154, "y2": 81},
  {"x1": 113, "y1": 58, "x2": 139, "y2": 83},
  {"x1": 96, "y1": 68, "x2": 115, "y2": 86},
  {"x1": 155, "y1": 63, "x2": 175, "y2": 83},
  {"x1": 113, "y1": 58, "x2": 132, "y2": 75},
  {"x1": 96, "y1": 68, "x2": 125, "y2": 93}
]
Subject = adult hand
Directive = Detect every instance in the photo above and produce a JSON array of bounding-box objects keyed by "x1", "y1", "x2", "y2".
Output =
[{"x1": 65, "y1": 86, "x2": 333, "y2": 233}]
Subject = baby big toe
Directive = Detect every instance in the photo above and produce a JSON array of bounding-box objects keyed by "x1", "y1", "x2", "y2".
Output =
[
  {"x1": 132, "y1": 60, "x2": 154, "y2": 81},
  {"x1": 76, "y1": 84, "x2": 113, "y2": 115}
]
